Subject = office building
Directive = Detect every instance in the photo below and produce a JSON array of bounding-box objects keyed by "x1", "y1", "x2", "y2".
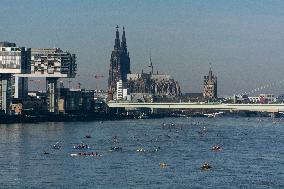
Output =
[
  {"x1": 28, "y1": 48, "x2": 77, "y2": 112},
  {"x1": 0, "y1": 42, "x2": 31, "y2": 113},
  {"x1": 116, "y1": 80, "x2": 129, "y2": 101}
]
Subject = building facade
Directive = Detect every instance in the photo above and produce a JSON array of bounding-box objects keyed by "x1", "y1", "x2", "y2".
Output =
[
  {"x1": 116, "y1": 80, "x2": 124, "y2": 100},
  {"x1": 203, "y1": 66, "x2": 217, "y2": 99},
  {"x1": 115, "y1": 80, "x2": 129, "y2": 101},
  {"x1": 29, "y1": 48, "x2": 77, "y2": 113},
  {"x1": 127, "y1": 72, "x2": 181, "y2": 97},
  {"x1": 58, "y1": 88, "x2": 94, "y2": 113},
  {"x1": 259, "y1": 94, "x2": 276, "y2": 104},
  {"x1": 0, "y1": 42, "x2": 31, "y2": 113},
  {"x1": 108, "y1": 26, "x2": 130, "y2": 97},
  {"x1": 30, "y1": 48, "x2": 76, "y2": 78}
]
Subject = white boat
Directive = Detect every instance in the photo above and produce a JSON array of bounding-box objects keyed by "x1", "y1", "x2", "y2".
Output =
[
  {"x1": 70, "y1": 153, "x2": 102, "y2": 157},
  {"x1": 204, "y1": 112, "x2": 224, "y2": 118}
]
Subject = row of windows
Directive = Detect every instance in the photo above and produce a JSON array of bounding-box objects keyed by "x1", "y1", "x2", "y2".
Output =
[
  {"x1": 0, "y1": 61, "x2": 20, "y2": 65},
  {"x1": 0, "y1": 64, "x2": 21, "y2": 69},
  {"x1": 1, "y1": 48, "x2": 21, "y2": 52}
]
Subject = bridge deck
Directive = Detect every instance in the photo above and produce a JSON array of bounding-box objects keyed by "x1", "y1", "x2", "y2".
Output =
[{"x1": 107, "y1": 102, "x2": 284, "y2": 112}]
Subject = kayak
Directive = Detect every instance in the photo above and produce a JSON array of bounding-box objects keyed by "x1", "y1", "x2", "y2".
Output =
[
  {"x1": 73, "y1": 145, "x2": 91, "y2": 149},
  {"x1": 70, "y1": 153, "x2": 102, "y2": 157},
  {"x1": 109, "y1": 146, "x2": 122, "y2": 152}
]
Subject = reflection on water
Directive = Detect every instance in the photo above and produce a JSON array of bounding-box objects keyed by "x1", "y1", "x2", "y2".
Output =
[{"x1": 0, "y1": 118, "x2": 283, "y2": 188}]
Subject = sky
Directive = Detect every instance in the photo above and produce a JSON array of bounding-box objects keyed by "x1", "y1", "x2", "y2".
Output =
[{"x1": 2, "y1": 0, "x2": 284, "y2": 95}]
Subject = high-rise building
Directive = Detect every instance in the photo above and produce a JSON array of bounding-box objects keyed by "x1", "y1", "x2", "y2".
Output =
[
  {"x1": 108, "y1": 26, "x2": 130, "y2": 98},
  {"x1": 203, "y1": 65, "x2": 217, "y2": 99},
  {"x1": 116, "y1": 80, "x2": 129, "y2": 101},
  {"x1": 0, "y1": 42, "x2": 31, "y2": 113},
  {"x1": 116, "y1": 80, "x2": 124, "y2": 100},
  {"x1": 29, "y1": 48, "x2": 77, "y2": 112},
  {"x1": 30, "y1": 48, "x2": 76, "y2": 78},
  {"x1": 0, "y1": 42, "x2": 77, "y2": 114}
]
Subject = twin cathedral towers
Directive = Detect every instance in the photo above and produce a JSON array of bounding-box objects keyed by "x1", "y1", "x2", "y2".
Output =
[{"x1": 108, "y1": 25, "x2": 130, "y2": 95}]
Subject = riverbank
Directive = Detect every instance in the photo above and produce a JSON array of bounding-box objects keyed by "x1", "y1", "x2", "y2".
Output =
[
  {"x1": 0, "y1": 113, "x2": 119, "y2": 124},
  {"x1": 0, "y1": 110, "x2": 279, "y2": 124}
]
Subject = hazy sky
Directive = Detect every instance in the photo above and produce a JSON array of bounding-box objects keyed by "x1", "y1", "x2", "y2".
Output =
[{"x1": 2, "y1": 0, "x2": 284, "y2": 95}]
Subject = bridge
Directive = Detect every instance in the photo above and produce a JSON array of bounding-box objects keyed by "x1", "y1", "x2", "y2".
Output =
[{"x1": 107, "y1": 102, "x2": 284, "y2": 113}]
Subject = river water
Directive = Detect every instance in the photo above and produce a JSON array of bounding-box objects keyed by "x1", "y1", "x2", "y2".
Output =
[{"x1": 0, "y1": 117, "x2": 283, "y2": 188}]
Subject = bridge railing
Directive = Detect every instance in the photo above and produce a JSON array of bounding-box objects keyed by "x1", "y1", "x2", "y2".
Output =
[{"x1": 107, "y1": 102, "x2": 284, "y2": 112}]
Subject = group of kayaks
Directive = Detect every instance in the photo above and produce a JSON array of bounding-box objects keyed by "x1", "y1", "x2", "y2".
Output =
[
  {"x1": 70, "y1": 152, "x2": 102, "y2": 157},
  {"x1": 109, "y1": 146, "x2": 122, "y2": 152},
  {"x1": 49, "y1": 131, "x2": 220, "y2": 170},
  {"x1": 73, "y1": 143, "x2": 90, "y2": 149},
  {"x1": 201, "y1": 163, "x2": 212, "y2": 170},
  {"x1": 71, "y1": 141, "x2": 101, "y2": 157},
  {"x1": 52, "y1": 142, "x2": 61, "y2": 150},
  {"x1": 211, "y1": 145, "x2": 222, "y2": 151},
  {"x1": 200, "y1": 145, "x2": 222, "y2": 170},
  {"x1": 47, "y1": 135, "x2": 103, "y2": 157}
]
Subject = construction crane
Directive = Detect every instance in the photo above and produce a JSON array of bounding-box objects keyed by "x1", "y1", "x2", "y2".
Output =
[
  {"x1": 94, "y1": 74, "x2": 104, "y2": 92},
  {"x1": 76, "y1": 74, "x2": 81, "y2": 89}
]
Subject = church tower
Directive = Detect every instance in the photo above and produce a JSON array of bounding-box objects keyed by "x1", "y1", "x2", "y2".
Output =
[
  {"x1": 120, "y1": 26, "x2": 130, "y2": 81},
  {"x1": 108, "y1": 26, "x2": 130, "y2": 98},
  {"x1": 203, "y1": 64, "x2": 218, "y2": 100}
]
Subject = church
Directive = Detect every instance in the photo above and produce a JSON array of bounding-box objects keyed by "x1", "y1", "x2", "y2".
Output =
[
  {"x1": 108, "y1": 26, "x2": 181, "y2": 101},
  {"x1": 203, "y1": 65, "x2": 218, "y2": 100},
  {"x1": 108, "y1": 26, "x2": 130, "y2": 97}
]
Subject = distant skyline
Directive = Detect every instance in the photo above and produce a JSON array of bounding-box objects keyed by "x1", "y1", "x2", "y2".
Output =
[{"x1": 2, "y1": 0, "x2": 284, "y2": 95}]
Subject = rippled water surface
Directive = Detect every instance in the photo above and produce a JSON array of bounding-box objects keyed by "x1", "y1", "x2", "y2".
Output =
[{"x1": 0, "y1": 117, "x2": 284, "y2": 188}]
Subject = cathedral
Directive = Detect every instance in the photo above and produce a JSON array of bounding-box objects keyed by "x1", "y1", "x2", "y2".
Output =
[
  {"x1": 127, "y1": 70, "x2": 181, "y2": 97},
  {"x1": 108, "y1": 26, "x2": 181, "y2": 101},
  {"x1": 108, "y1": 26, "x2": 130, "y2": 97}
]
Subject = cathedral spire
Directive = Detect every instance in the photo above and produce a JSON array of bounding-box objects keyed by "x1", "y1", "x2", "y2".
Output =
[
  {"x1": 121, "y1": 26, "x2": 127, "y2": 51},
  {"x1": 114, "y1": 25, "x2": 120, "y2": 50},
  {"x1": 148, "y1": 52, "x2": 153, "y2": 74},
  {"x1": 209, "y1": 63, "x2": 213, "y2": 80}
]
